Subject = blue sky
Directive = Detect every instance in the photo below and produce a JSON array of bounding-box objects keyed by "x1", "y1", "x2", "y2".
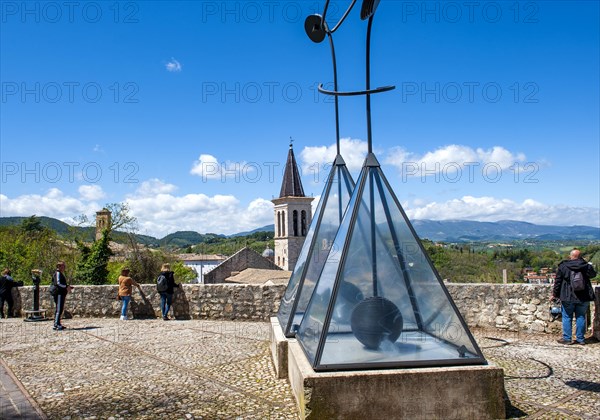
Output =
[{"x1": 1, "y1": 1, "x2": 599, "y2": 237}]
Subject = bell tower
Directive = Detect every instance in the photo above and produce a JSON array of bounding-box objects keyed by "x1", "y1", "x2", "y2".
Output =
[
  {"x1": 95, "y1": 208, "x2": 112, "y2": 240},
  {"x1": 272, "y1": 141, "x2": 313, "y2": 271}
]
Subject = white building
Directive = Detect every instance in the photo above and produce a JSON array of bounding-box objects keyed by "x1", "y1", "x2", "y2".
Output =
[{"x1": 176, "y1": 254, "x2": 226, "y2": 283}]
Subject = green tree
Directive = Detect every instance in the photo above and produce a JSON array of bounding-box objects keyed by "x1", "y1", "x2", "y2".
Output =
[
  {"x1": 20, "y1": 215, "x2": 45, "y2": 233},
  {"x1": 74, "y1": 230, "x2": 113, "y2": 285},
  {"x1": 0, "y1": 219, "x2": 72, "y2": 284}
]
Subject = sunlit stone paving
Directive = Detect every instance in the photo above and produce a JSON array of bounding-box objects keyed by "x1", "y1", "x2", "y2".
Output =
[{"x1": 1, "y1": 319, "x2": 599, "y2": 419}]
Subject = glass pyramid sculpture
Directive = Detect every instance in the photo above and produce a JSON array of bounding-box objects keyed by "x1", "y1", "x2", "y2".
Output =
[
  {"x1": 296, "y1": 154, "x2": 486, "y2": 371},
  {"x1": 277, "y1": 155, "x2": 355, "y2": 337}
]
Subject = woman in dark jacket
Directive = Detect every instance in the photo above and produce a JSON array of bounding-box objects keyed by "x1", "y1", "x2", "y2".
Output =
[{"x1": 158, "y1": 263, "x2": 179, "y2": 320}]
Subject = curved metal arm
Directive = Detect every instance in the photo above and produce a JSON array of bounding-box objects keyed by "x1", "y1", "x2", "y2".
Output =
[
  {"x1": 318, "y1": 84, "x2": 395, "y2": 97},
  {"x1": 327, "y1": 33, "x2": 341, "y2": 155},
  {"x1": 324, "y1": 0, "x2": 358, "y2": 34}
]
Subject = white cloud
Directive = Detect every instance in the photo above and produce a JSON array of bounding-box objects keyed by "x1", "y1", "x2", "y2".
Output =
[
  {"x1": 78, "y1": 185, "x2": 106, "y2": 201},
  {"x1": 165, "y1": 58, "x2": 182, "y2": 72},
  {"x1": 2, "y1": 184, "x2": 596, "y2": 240},
  {"x1": 135, "y1": 179, "x2": 178, "y2": 197},
  {"x1": 120, "y1": 180, "x2": 274, "y2": 236},
  {"x1": 190, "y1": 154, "x2": 254, "y2": 181},
  {"x1": 0, "y1": 189, "x2": 99, "y2": 222},
  {"x1": 385, "y1": 145, "x2": 526, "y2": 177},
  {"x1": 300, "y1": 138, "x2": 369, "y2": 173},
  {"x1": 239, "y1": 198, "x2": 275, "y2": 228},
  {"x1": 404, "y1": 196, "x2": 600, "y2": 227}
]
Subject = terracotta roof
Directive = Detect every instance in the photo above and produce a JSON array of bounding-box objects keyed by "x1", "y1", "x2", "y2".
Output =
[{"x1": 224, "y1": 268, "x2": 291, "y2": 285}]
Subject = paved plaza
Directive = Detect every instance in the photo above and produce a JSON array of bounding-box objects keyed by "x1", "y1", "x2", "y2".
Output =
[{"x1": 1, "y1": 318, "x2": 599, "y2": 419}]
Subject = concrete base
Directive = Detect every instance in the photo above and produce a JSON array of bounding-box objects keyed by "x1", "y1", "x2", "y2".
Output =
[
  {"x1": 287, "y1": 340, "x2": 506, "y2": 420},
  {"x1": 269, "y1": 317, "x2": 293, "y2": 379}
]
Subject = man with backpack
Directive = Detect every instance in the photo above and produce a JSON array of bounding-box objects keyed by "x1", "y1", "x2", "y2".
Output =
[{"x1": 552, "y1": 249, "x2": 596, "y2": 345}]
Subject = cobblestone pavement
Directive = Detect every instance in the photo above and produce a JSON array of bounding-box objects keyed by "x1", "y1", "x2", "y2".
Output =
[
  {"x1": 1, "y1": 319, "x2": 599, "y2": 419},
  {"x1": 476, "y1": 329, "x2": 600, "y2": 420}
]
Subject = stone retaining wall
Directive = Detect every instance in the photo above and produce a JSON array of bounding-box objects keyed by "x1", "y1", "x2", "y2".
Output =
[
  {"x1": 13, "y1": 284, "x2": 286, "y2": 322},
  {"x1": 9, "y1": 283, "x2": 599, "y2": 334}
]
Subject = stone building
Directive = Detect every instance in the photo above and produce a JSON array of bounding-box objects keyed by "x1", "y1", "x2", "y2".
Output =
[
  {"x1": 203, "y1": 247, "x2": 281, "y2": 284},
  {"x1": 272, "y1": 143, "x2": 313, "y2": 271}
]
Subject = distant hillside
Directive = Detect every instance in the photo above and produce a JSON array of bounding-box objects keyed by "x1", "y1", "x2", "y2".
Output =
[
  {"x1": 412, "y1": 220, "x2": 600, "y2": 242},
  {"x1": 159, "y1": 231, "x2": 225, "y2": 248},
  {"x1": 230, "y1": 224, "x2": 275, "y2": 237},
  {"x1": 230, "y1": 220, "x2": 599, "y2": 242},
  {"x1": 0, "y1": 216, "x2": 74, "y2": 235},
  {"x1": 0, "y1": 216, "x2": 159, "y2": 246},
  {"x1": 2, "y1": 216, "x2": 598, "y2": 245}
]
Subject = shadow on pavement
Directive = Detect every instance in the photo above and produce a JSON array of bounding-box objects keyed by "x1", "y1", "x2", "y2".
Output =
[{"x1": 564, "y1": 379, "x2": 600, "y2": 392}]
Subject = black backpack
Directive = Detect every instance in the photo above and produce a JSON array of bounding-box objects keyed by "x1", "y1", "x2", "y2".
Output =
[
  {"x1": 156, "y1": 274, "x2": 168, "y2": 292},
  {"x1": 570, "y1": 270, "x2": 586, "y2": 292}
]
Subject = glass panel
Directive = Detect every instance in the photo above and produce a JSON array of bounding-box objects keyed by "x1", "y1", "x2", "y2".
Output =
[
  {"x1": 376, "y1": 168, "x2": 479, "y2": 354},
  {"x1": 296, "y1": 167, "x2": 365, "y2": 364},
  {"x1": 276, "y1": 194, "x2": 323, "y2": 330},
  {"x1": 277, "y1": 163, "x2": 355, "y2": 336}
]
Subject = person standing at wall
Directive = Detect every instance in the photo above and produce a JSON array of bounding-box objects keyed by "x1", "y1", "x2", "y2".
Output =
[
  {"x1": 52, "y1": 261, "x2": 73, "y2": 331},
  {"x1": 0, "y1": 269, "x2": 23, "y2": 319},
  {"x1": 157, "y1": 263, "x2": 180, "y2": 320},
  {"x1": 552, "y1": 249, "x2": 596, "y2": 345},
  {"x1": 118, "y1": 267, "x2": 141, "y2": 320}
]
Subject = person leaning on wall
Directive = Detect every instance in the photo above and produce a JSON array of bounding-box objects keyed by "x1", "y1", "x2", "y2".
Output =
[
  {"x1": 157, "y1": 263, "x2": 180, "y2": 320},
  {"x1": 118, "y1": 267, "x2": 141, "y2": 320}
]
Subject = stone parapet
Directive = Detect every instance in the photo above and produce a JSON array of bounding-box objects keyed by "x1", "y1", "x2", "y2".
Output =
[
  {"x1": 13, "y1": 284, "x2": 286, "y2": 321},
  {"x1": 9, "y1": 283, "x2": 597, "y2": 334},
  {"x1": 445, "y1": 283, "x2": 563, "y2": 334}
]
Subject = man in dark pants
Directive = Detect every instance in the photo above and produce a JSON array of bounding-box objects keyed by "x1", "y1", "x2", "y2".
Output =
[
  {"x1": 0, "y1": 268, "x2": 22, "y2": 318},
  {"x1": 552, "y1": 249, "x2": 597, "y2": 345},
  {"x1": 52, "y1": 261, "x2": 73, "y2": 330}
]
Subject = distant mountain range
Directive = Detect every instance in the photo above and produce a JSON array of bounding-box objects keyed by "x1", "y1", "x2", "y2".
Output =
[
  {"x1": 0, "y1": 216, "x2": 160, "y2": 245},
  {"x1": 1, "y1": 217, "x2": 598, "y2": 246},
  {"x1": 248, "y1": 221, "x2": 599, "y2": 242},
  {"x1": 230, "y1": 225, "x2": 275, "y2": 237},
  {"x1": 411, "y1": 220, "x2": 599, "y2": 242}
]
